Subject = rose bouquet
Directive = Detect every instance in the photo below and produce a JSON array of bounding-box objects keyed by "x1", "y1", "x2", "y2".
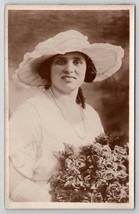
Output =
[{"x1": 48, "y1": 134, "x2": 129, "y2": 203}]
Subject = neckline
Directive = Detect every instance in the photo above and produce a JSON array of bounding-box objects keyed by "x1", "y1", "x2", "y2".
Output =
[
  {"x1": 48, "y1": 88, "x2": 87, "y2": 140},
  {"x1": 42, "y1": 88, "x2": 85, "y2": 124}
]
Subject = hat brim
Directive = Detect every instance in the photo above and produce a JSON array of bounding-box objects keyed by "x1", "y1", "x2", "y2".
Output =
[{"x1": 13, "y1": 43, "x2": 124, "y2": 87}]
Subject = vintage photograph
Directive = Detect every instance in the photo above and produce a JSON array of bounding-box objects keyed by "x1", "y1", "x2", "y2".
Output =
[{"x1": 5, "y1": 5, "x2": 134, "y2": 209}]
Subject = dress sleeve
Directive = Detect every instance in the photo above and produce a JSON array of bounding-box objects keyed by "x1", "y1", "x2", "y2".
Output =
[{"x1": 9, "y1": 101, "x2": 42, "y2": 179}]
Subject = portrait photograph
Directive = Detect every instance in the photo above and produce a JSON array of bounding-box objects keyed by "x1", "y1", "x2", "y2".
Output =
[{"x1": 4, "y1": 4, "x2": 134, "y2": 209}]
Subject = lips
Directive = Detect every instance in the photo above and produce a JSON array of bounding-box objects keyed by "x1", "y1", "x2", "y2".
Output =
[{"x1": 62, "y1": 75, "x2": 76, "y2": 80}]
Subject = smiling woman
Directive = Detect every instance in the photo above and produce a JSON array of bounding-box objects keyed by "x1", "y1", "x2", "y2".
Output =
[
  {"x1": 9, "y1": 30, "x2": 124, "y2": 202},
  {"x1": 50, "y1": 52, "x2": 87, "y2": 95}
]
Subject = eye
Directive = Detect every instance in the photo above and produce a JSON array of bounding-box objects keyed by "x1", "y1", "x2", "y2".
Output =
[
  {"x1": 73, "y1": 59, "x2": 84, "y2": 65},
  {"x1": 54, "y1": 58, "x2": 66, "y2": 65}
]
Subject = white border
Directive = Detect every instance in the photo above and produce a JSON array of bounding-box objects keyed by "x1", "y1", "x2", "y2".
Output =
[
  {"x1": 4, "y1": 4, "x2": 135, "y2": 10},
  {"x1": 4, "y1": 3, "x2": 135, "y2": 210}
]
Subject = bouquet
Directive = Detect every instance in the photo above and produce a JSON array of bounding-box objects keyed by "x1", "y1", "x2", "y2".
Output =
[{"x1": 48, "y1": 134, "x2": 129, "y2": 203}]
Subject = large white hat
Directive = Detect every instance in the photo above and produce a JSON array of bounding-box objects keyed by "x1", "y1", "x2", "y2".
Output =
[{"x1": 13, "y1": 30, "x2": 124, "y2": 87}]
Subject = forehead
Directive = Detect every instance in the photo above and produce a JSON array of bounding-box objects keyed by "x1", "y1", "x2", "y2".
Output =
[{"x1": 54, "y1": 52, "x2": 86, "y2": 60}]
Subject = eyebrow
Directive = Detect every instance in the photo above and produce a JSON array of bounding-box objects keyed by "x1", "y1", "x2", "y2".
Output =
[{"x1": 54, "y1": 56, "x2": 85, "y2": 60}]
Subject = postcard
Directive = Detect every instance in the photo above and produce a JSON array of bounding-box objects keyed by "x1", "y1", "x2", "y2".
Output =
[{"x1": 5, "y1": 4, "x2": 134, "y2": 209}]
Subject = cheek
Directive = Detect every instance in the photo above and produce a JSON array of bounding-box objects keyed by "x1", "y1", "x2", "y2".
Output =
[
  {"x1": 50, "y1": 68, "x2": 56, "y2": 83},
  {"x1": 78, "y1": 65, "x2": 87, "y2": 78},
  {"x1": 51, "y1": 66, "x2": 62, "y2": 82}
]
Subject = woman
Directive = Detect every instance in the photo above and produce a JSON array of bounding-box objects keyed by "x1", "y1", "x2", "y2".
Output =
[{"x1": 9, "y1": 30, "x2": 124, "y2": 202}]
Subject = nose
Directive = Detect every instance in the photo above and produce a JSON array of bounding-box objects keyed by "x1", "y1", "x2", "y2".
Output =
[{"x1": 64, "y1": 61, "x2": 74, "y2": 74}]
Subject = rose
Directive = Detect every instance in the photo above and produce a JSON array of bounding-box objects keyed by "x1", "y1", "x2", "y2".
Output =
[
  {"x1": 81, "y1": 174, "x2": 92, "y2": 189},
  {"x1": 92, "y1": 170, "x2": 103, "y2": 180},
  {"x1": 113, "y1": 153, "x2": 125, "y2": 162},
  {"x1": 114, "y1": 145, "x2": 127, "y2": 156},
  {"x1": 65, "y1": 155, "x2": 87, "y2": 172},
  {"x1": 106, "y1": 182, "x2": 128, "y2": 202},
  {"x1": 93, "y1": 178, "x2": 108, "y2": 189},
  {"x1": 97, "y1": 157, "x2": 106, "y2": 170},
  {"x1": 75, "y1": 158, "x2": 86, "y2": 169},
  {"x1": 116, "y1": 170, "x2": 128, "y2": 181},
  {"x1": 106, "y1": 182, "x2": 122, "y2": 202},
  {"x1": 117, "y1": 163, "x2": 127, "y2": 172},
  {"x1": 65, "y1": 156, "x2": 81, "y2": 174},
  {"x1": 100, "y1": 145, "x2": 112, "y2": 157},
  {"x1": 100, "y1": 158, "x2": 118, "y2": 171},
  {"x1": 103, "y1": 170, "x2": 115, "y2": 181},
  {"x1": 91, "y1": 192, "x2": 104, "y2": 202},
  {"x1": 92, "y1": 143, "x2": 102, "y2": 155},
  {"x1": 64, "y1": 175, "x2": 84, "y2": 189}
]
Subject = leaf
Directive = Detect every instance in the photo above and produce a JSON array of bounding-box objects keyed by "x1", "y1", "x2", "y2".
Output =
[{"x1": 63, "y1": 142, "x2": 75, "y2": 155}]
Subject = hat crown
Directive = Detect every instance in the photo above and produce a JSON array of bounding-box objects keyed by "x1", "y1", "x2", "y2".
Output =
[{"x1": 36, "y1": 30, "x2": 90, "y2": 54}]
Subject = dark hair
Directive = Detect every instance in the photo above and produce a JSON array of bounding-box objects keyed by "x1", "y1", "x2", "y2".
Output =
[
  {"x1": 38, "y1": 52, "x2": 97, "y2": 108},
  {"x1": 83, "y1": 54, "x2": 97, "y2": 82}
]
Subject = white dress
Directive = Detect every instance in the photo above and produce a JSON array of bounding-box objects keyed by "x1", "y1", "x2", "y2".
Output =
[{"x1": 9, "y1": 91, "x2": 104, "y2": 201}]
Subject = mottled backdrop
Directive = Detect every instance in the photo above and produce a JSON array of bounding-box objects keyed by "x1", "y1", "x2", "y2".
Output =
[{"x1": 8, "y1": 9, "x2": 129, "y2": 140}]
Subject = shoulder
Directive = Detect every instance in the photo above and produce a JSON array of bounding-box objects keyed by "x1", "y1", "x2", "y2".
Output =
[
  {"x1": 25, "y1": 92, "x2": 47, "y2": 107},
  {"x1": 9, "y1": 96, "x2": 43, "y2": 137},
  {"x1": 10, "y1": 94, "x2": 43, "y2": 123},
  {"x1": 11, "y1": 92, "x2": 48, "y2": 117},
  {"x1": 85, "y1": 103, "x2": 100, "y2": 118},
  {"x1": 10, "y1": 92, "x2": 54, "y2": 125},
  {"x1": 85, "y1": 103, "x2": 103, "y2": 126},
  {"x1": 85, "y1": 103, "x2": 104, "y2": 133}
]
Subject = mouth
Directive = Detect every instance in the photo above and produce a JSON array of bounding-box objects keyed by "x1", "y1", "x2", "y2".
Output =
[{"x1": 62, "y1": 75, "x2": 76, "y2": 80}]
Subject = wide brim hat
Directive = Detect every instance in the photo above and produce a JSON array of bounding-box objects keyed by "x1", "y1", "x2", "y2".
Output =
[{"x1": 13, "y1": 30, "x2": 124, "y2": 87}]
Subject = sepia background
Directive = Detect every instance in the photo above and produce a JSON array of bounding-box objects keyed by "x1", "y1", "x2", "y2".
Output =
[{"x1": 8, "y1": 9, "x2": 129, "y2": 141}]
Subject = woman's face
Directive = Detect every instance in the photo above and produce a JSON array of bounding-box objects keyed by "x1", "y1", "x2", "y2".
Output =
[{"x1": 50, "y1": 52, "x2": 87, "y2": 93}]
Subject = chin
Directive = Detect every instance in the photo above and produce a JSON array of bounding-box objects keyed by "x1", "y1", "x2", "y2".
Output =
[{"x1": 64, "y1": 84, "x2": 80, "y2": 91}]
